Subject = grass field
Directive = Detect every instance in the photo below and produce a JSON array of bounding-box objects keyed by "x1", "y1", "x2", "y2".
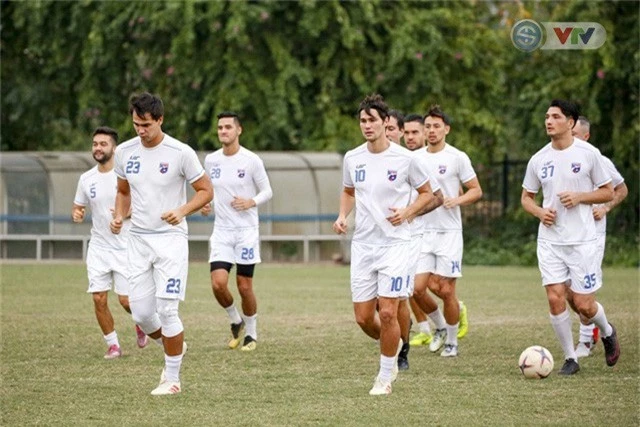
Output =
[{"x1": 1, "y1": 263, "x2": 638, "y2": 426}]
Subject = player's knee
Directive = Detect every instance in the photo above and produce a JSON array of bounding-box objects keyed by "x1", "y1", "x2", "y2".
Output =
[
  {"x1": 157, "y1": 298, "x2": 183, "y2": 338},
  {"x1": 92, "y1": 292, "x2": 108, "y2": 308},
  {"x1": 130, "y1": 298, "x2": 161, "y2": 333},
  {"x1": 236, "y1": 278, "x2": 254, "y2": 297}
]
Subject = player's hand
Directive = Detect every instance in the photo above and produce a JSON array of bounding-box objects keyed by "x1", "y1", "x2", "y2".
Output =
[
  {"x1": 72, "y1": 207, "x2": 85, "y2": 223},
  {"x1": 201, "y1": 203, "x2": 212, "y2": 216},
  {"x1": 386, "y1": 207, "x2": 407, "y2": 226},
  {"x1": 231, "y1": 196, "x2": 255, "y2": 211},
  {"x1": 161, "y1": 209, "x2": 184, "y2": 226},
  {"x1": 558, "y1": 191, "x2": 582, "y2": 209},
  {"x1": 443, "y1": 197, "x2": 459, "y2": 209},
  {"x1": 539, "y1": 208, "x2": 556, "y2": 227},
  {"x1": 110, "y1": 215, "x2": 123, "y2": 234},
  {"x1": 593, "y1": 206, "x2": 607, "y2": 221},
  {"x1": 333, "y1": 216, "x2": 348, "y2": 234}
]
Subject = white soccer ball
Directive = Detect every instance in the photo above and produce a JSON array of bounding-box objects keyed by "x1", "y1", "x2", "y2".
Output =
[{"x1": 518, "y1": 346, "x2": 554, "y2": 379}]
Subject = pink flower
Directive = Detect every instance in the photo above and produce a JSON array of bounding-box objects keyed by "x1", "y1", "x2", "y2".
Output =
[
  {"x1": 596, "y1": 69, "x2": 605, "y2": 79},
  {"x1": 415, "y1": 52, "x2": 423, "y2": 60},
  {"x1": 454, "y1": 52, "x2": 463, "y2": 60},
  {"x1": 166, "y1": 66, "x2": 175, "y2": 76}
]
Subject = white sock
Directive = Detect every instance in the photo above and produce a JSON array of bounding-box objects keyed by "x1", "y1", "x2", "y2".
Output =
[
  {"x1": 550, "y1": 309, "x2": 576, "y2": 361},
  {"x1": 418, "y1": 320, "x2": 431, "y2": 335},
  {"x1": 225, "y1": 305, "x2": 242, "y2": 324},
  {"x1": 588, "y1": 302, "x2": 613, "y2": 337},
  {"x1": 378, "y1": 355, "x2": 395, "y2": 383},
  {"x1": 103, "y1": 331, "x2": 119, "y2": 347},
  {"x1": 445, "y1": 323, "x2": 459, "y2": 346},
  {"x1": 428, "y1": 309, "x2": 446, "y2": 330},
  {"x1": 243, "y1": 313, "x2": 258, "y2": 340},
  {"x1": 164, "y1": 354, "x2": 183, "y2": 383},
  {"x1": 579, "y1": 322, "x2": 596, "y2": 343}
]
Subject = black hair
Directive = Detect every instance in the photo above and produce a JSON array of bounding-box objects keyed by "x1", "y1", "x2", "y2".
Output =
[
  {"x1": 217, "y1": 111, "x2": 242, "y2": 127},
  {"x1": 403, "y1": 113, "x2": 424, "y2": 125},
  {"x1": 549, "y1": 99, "x2": 580, "y2": 126},
  {"x1": 424, "y1": 104, "x2": 451, "y2": 125},
  {"x1": 357, "y1": 94, "x2": 389, "y2": 121},
  {"x1": 129, "y1": 92, "x2": 164, "y2": 120},
  {"x1": 387, "y1": 110, "x2": 405, "y2": 129},
  {"x1": 92, "y1": 126, "x2": 118, "y2": 144}
]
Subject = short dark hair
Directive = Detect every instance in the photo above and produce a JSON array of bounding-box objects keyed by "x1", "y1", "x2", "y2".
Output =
[
  {"x1": 92, "y1": 126, "x2": 118, "y2": 144},
  {"x1": 358, "y1": 94, "x2": 389, "y2": 121},
  {"x1": 217, "y1": 111, "x2": 242, "y2": 127},
  {"x1": 129, "y1": 92, "x2": 164, "y2": 120},
  {"x1": 387, "y1": 110, "x2": 405, "y2": 129},
  {"x1": 403, "y1": 113, "x2": 424, "y2": 125},
  {"x1": 549, "y1": 99, "x2": 580, "y2": 125},
  {"x1": 424, "y1": 104, "x2": 451, "y2": 125}
]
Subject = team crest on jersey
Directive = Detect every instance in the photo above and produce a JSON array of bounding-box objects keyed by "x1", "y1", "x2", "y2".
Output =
[
  {"x1": 571, "y1": 162, "x2": 581, "y2": 173},
  {"x1": 387, "y1": 170, "x2": 397, "y2": 181},
  {"x1": 159, "y1": 162, "x2": 169, "y2": 174},
  {"x1": 438, "y1": 165, "x2": 447, "y2": 174},
  {"x1": 237, "y1": 169, "x2": 245, "y2": 178}
]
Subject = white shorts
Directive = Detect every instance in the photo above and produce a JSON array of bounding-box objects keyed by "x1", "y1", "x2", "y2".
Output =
[
  {"x1": 350, "y1": 240, "x2": 411, "y2": 303},
  {"x1": 209, "y1": 226, "x2": 261, "y2": 265},
  {"x1": 405, "y1": 235, "x2": 423, "y2": 298},
  {"x1": 416, "y1": 230, "x2": 463, "y2": 278},
  {"x1": 86, "y1": 244, "x2": 129, "y2": 295},
  {"x1": 595, "y1": 233, "x2": 606, "y2": 279},
  {"x1": 537, "y1": 240, "x2": 601, "y2": 294},
  {"x1": 128, "y1": 233, "x2": 189, "y2": 301}
]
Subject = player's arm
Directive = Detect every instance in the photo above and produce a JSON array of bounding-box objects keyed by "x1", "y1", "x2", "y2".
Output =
[
  {"x1": 557, "y1": 182, "x2": 613, "y2": 209},
  {"x1": 444, "y1": 177, "x2": 483, "y2": 208},
  {"x1": 162, "y1": 175, "x2": 214, "y2": 225},
  {"x1": 111, "y1": 178, "x2": 131, "y2": 234},
  {"x1": 333, "y1": 187, "x2": 355, "y2": 234},
  {"x1": 594, "y1": 182, "x2": 628, "y2": 220},
  {"x1": 231, "y1": 177, "x2": 273, "y2": 211},
  {"x1": 521, "y1": 189, "x2": 556, "y2": 227},
  {"x1": 71, "y1": 204, "x2": 86, "y2": 223},
  {"x1": 413, "y1": 188, "x2": 444, "y2": 217},
  {"x1": 387, "y1": 182, "x2": 433, "y2": 226}
]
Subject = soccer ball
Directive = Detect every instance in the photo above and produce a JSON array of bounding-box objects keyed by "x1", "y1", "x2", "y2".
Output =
[{"x1": 518, "y1": 346, "x2": 554, "y2": 379}]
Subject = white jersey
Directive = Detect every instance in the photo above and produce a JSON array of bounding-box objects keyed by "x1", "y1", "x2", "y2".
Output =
[
  {"x1": 409, "y1": 151, "x2": 441, "y2": 237},
  {"x1": 594, "y1": 156, "x2": 624, "y2": 235},
  {"x1": 418, "y1": 143, "x2": 477, "y2": 231},
  {"x1": 114, "y1": 134, "x2": 205, "y2": 235},
  {"x1": 522, "y1": 138, "x2": 612, "y2": 245},
  {"x1": 74, "y1": 167, "x2": 130, "y2": 250},
  {"x1": 343, "y1": 142, "x2": 431, "y2": 245},
  {"x1": 204, "y1": 146, "x2": 271, "y2": 229}
]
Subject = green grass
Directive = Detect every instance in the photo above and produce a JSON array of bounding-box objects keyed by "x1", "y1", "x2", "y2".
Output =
[{"x1": 1, "y1": 263, "x2": 638, "y2": 426}]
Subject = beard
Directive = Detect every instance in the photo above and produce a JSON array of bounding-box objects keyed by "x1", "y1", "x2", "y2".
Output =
[{"x1": 93, "y1": 150, "x2": 113, "y2": 165}]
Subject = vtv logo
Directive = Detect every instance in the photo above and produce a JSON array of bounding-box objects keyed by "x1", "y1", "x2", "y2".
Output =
[
  {"x1": 511, "y1": 20, "x2": 606, "y2": 51},
  {"x1": 544, "y1": 22, "x2": 606, "y2": 49}
]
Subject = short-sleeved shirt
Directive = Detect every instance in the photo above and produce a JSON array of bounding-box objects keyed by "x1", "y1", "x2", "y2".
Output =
[
  {"x1": 522, "y1": 138, "x2": 612, "y2": 245},
  {"x1": 409, "y1": 151, "x2": 441, "y2": 237},
  {"x1": 343, "y1": 142, "x2": 431, "y2": 245},
  {"x1": 594, "y1": 155, "x2": 624, "y2": 235},
  {"x1": 204, "y1": 146, "x2": 271, "y2": 230},
  {"x1": 114, "y1": 134, "x2": 205, "y2": 235},
  {"x1": 74, "y1": 167, "x2": 129, "y2": 250},
  {"x1": 417, "y1": 144, "x2": 477, "y2": 232}
]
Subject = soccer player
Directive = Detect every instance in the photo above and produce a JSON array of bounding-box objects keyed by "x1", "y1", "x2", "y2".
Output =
[
  {"x1": 385, "y1": 110, "x2": 404, "y2": 144},
  {"x1": 395, "y1": 114, "x2": 444, "y2": 368},
  {"x1": 569, "y1": 116, "x2": 628, "y2": 358},
  {"x1": 72, "y1": 126, "x2": 148, "y2": 359},
  {"x1": 412, "y1": 105, "x2": 481, "y2": 357},
  {"x1": 521, "y1": 99, "x2": 619, "y2": 375},
  {"x1": 333, "y1": 94, "x2": 439, "y2": 395},
  {"x1": 202, "y1": 112, "x2": 273, "y2": 352},
  {"x1": 110, "y1": 92, "x2": 213, "y2": 395}
]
